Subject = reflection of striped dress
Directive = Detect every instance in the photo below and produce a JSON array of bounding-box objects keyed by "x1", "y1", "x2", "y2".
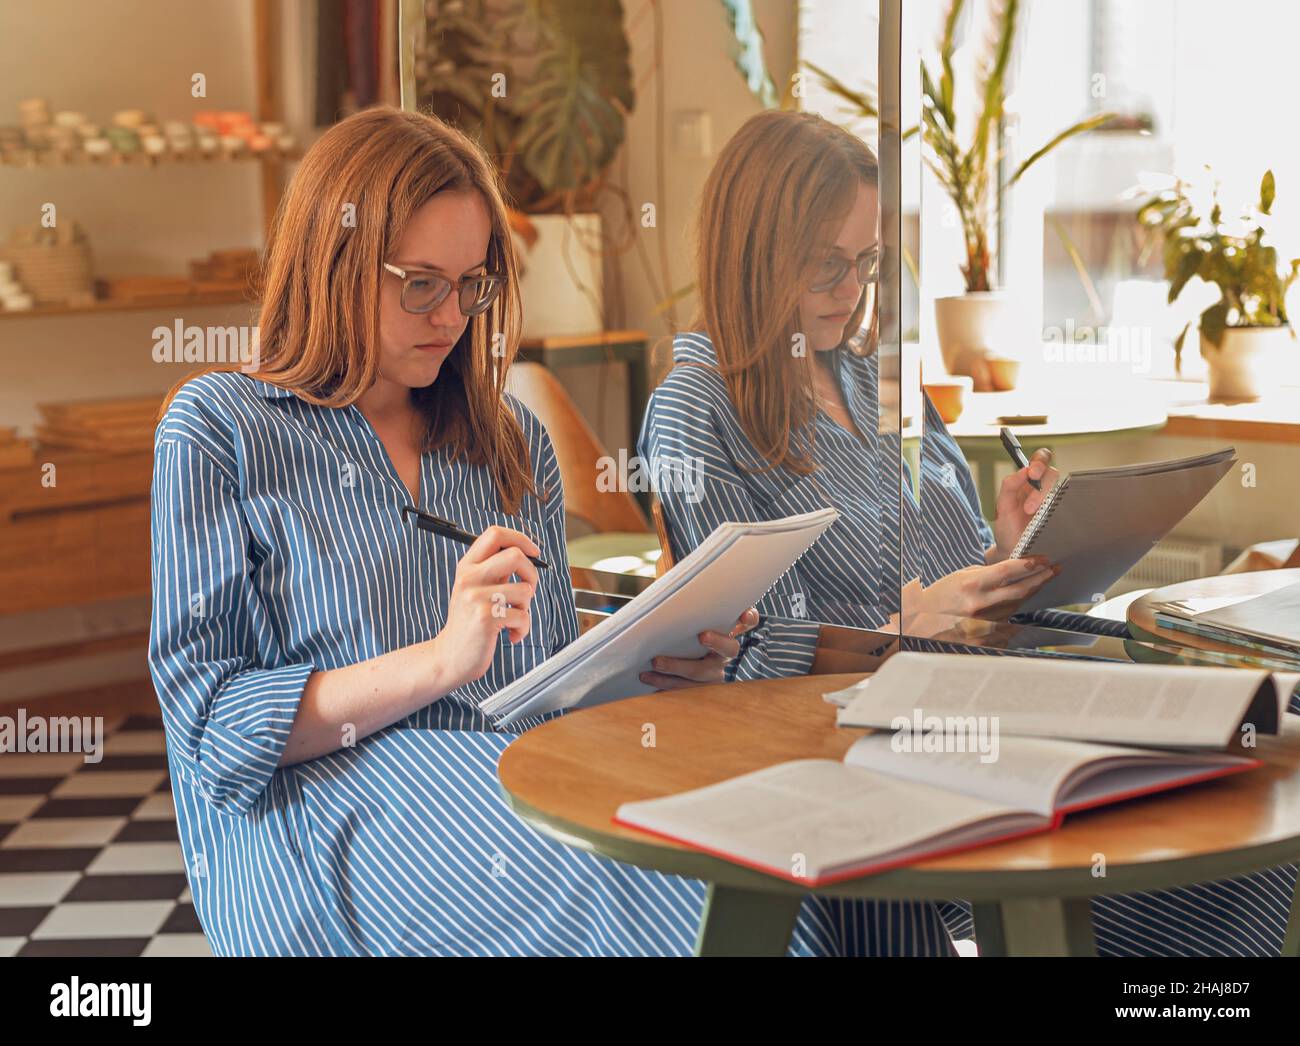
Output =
[
  {"x1": 640, "y1": 331, "x2": 1298, "y2": 956},
  {"x1": 149, "y1": 369, "x2": 955, "y2": 955}
]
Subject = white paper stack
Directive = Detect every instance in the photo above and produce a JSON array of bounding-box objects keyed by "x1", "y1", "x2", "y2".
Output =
[{"x1": 479, "y1": 508, "x2": 840, "y2": 726}]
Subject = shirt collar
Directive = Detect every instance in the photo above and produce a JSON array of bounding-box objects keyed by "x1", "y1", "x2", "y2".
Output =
[
  {"x1": 248, "y1": 375, "x2": 297, "y2": 399},
  {"x1": 671, "y1": 331, "x2": 720, "y2": 365}
]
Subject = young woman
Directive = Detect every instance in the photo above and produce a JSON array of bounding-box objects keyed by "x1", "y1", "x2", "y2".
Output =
[
  {"x1": 640, "y1": 109, "x2": 1297, "y2": 956},
  {"x1": 150, "y1": 106, "x2": 958, "y2": 956}
]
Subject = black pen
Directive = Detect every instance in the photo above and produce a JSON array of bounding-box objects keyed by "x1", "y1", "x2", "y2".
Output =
[
  {"x1": 998, "y1": 426, "x2": 1042, "y2": 491},
  {"x1": 401, "y1": 505, "x2": 551, "y2": 569}
]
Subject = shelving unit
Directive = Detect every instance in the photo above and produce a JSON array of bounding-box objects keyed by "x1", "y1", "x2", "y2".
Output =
[
  {"x1": 0, "y1": 147, "x2": 301, "y2": 170},
  {"x1": 0, "y1": 0, "x2": 293, "y2": 678},
  {"x1": 0, "y1": 286, "x2": 252, "y2": 320},
  {"x1": 0, "y1": 0, "x2": 288, "y2": 319}
]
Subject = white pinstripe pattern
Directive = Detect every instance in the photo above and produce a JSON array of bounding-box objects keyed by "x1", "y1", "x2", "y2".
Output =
[
  {"x1": 639, "y1": 331, "x2": 1298, "y2": 956},
  {"x1": 148, "y1": 369, "x2": 957, "y2": 955}
]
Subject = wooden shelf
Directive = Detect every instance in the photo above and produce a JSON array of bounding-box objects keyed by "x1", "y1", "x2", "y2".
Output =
[
  {"x1": 0, "y1": 287, "x2": 253, "y2": 320},
  {"x1": 0, "y1": 449, "x2": 153, "y2": 615},
  {"x1": 0, "y1": 149, "x2": 300, "y2": 170}
]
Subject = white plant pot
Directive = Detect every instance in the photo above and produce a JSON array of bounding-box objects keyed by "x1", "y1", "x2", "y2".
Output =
[
  {"x1": 1202, "y1": 325, "x2": 1291, "y2": 401},
  {"x1": 934, "y1": 292, "x2": 1008, "y2": 378},
  {"x1": 513, "y1": 212, "x2": 603, "y2": 339}
]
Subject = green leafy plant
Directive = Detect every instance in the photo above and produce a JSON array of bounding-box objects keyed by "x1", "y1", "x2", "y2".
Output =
[
  {"x1": 1137, "y1": 169, "x2": 1300, "y2": 361},
  {"x1": 922, "y1": 0, "x2": 1117, "y2": 291},
  {"x1": 811, "y1": 0, "x2": 1111, "y2": 293},
  {"x1": 418, "y1": 0, "x2": 634, "y2": 211}
]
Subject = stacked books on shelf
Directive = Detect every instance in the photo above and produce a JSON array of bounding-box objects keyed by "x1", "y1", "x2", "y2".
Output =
[
  {"x1": 34, "y1": 395, "x2": 160, "y2": 454},
  {"x1": 1151, "y1": 582, "x2": 1300, "y2": 664},
  {"x1": 614, "y1": 653, "x2": 1296, "y2": 886}
]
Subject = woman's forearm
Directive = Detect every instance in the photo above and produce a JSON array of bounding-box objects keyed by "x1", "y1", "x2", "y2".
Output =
[{"x1": 279, "y1": 637, "x2": 454, "y2": 767}]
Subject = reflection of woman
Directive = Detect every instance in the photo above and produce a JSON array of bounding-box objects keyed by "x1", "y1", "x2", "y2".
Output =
[
  {"x1": 149, "y1": 107, "x2": 802, "y2": 956},
  {"x1": 641, "y1": 109, "x2": 1296, "y2": 956}
]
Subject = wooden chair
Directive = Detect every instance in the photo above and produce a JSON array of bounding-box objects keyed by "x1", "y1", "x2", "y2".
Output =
[
  {"x1": 651, "y1": 497, "x2": 676, "y2": 576},
  {"x1": 1222, "y1": 538, "x2": 1300, "y2": 574},
  {"x1": 504, "y1": 362, "x2": 660, "y2": 583}
]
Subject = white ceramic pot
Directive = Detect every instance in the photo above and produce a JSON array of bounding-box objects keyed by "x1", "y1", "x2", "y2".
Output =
[
  {"x1": 1202, "y1": 325, "x2": 1291, "y2": 401},
  {"x1": 513, "y1": 212, "x2": 603, "y2": 339},
  {"x1": 934, "y1": 292, "x2": 1007, "y2": 379}
]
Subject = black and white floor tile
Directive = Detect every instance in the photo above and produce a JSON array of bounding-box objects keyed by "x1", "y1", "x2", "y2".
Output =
[{"x1": 0, "y1": 714, "x2": 211, "y2": 957}]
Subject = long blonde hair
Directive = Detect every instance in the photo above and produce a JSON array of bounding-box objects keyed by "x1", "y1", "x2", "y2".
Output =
[
  {"x1": 693, "y1": 110, "x2": 878, "y2": 475},
  {"x1": 163, "y1": 106, "x2": 535, "y2": 512}
]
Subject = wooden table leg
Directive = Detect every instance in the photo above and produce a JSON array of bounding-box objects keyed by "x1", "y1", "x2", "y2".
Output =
[
  {"x1": 694, "y1": 883, "x2": 803, "y2": 956},
  {"x1": 973, "y1": 897, "x2": 1097, "y2": 956}
]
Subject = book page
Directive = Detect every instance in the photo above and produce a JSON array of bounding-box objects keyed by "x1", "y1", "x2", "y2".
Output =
[
  {"x1": 1199, "y1": 581, "x2": 1300, "y2": 648},
  {"x1": 614, "y1": 759, "x2": 1033, "y2": 882},
  {"x1": 843, "y1": 732, "x2": 1252, "y2": 817},
  {"x1": 834, "y1": 652, "x2": 1273, "y2": 748},
  {"x1": 843, "y1": 732, "x2": 1125, "y2": 816}
]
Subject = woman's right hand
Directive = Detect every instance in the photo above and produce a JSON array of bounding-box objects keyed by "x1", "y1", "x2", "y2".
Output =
[
  {"x1": 430, "y1": 525, "x2": 541, "y2": 692},
  {"x1": 903, "y1": 555, "x2": 1059, "y2": 626}
]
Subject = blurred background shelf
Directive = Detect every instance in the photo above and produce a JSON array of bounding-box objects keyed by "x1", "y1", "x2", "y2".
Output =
[
  {"x1": 0, "y1": 286, "x2": 251, "y2": 319},
  {"x1": 0, "y1": 148, "x2": 300, "y2": 169}
]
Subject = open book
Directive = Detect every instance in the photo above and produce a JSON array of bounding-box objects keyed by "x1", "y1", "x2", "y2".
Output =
[
  {"x1": 831, "y1": 651, "x2": 1291, "y2": 746},
  {"x1": 479, "y1": 508, "x2": 839, "y2": 727},
  {"x1": 612, "y1": 733, "x2": 1257, "y2": 887},
  {"x1": 1010, "y1": 448, "x2": 1236, "y2": 611},
  {"x1": 1151, "y1": 581, "x2": 1300, "y2": 663},
  {"x1": 614, "y1": 651, "x2": 1291, "y2": 885}
]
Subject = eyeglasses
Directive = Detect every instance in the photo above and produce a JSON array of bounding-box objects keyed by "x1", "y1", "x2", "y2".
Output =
[
  {"x1": 382, "y1": 262, "x2": 506, "y2": 316},
  {"x1": 808, "y1": 247, "x2": 880, "y2": 294}
]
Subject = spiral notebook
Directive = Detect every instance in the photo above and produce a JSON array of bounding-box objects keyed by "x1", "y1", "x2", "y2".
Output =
[{"x1": 1009, "y1": 448, "x2": 1236, "y2": 611}]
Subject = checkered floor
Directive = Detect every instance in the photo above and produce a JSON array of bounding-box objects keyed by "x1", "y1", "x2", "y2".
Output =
[{"x1": 0, "y1": 714, "x2": 210, "y2": 957}]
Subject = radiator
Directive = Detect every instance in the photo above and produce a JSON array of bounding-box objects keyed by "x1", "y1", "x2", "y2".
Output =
[{"x1": 1109, "y1": 536, "x2": 1225, "y2": 596}]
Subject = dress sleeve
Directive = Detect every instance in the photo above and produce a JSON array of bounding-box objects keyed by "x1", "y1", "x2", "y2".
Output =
[
  {"x1": 148, "y1": 436, "x2": 314, "y2": 818},
  {"x1": 638, "y1": 380, "x2": 824, "y2": 681}
]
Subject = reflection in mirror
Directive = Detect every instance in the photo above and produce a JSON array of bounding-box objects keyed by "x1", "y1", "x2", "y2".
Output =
[
  {"x1": 641, "y1": 10, "x2": 902, "y2": 682},
  {"x1": 906, "y1": 0, "x2": 1297, "y2": 668}
]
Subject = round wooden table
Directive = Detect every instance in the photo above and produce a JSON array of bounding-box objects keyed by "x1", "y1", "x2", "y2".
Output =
[
  {"x1": 498, "y1": 674, "x2": 1300, "y2": 956},
  {"x1": 1127, "y1": 569, "x2": 1300, "y2": 668}
]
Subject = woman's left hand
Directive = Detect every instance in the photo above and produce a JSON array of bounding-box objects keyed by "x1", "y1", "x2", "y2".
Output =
[
  {"x1": 638, "y1": 608, "x2": 760, "y2": 690},
  {"x1": 991, "y1": 448, "x2": 1059, "y2": 560}
]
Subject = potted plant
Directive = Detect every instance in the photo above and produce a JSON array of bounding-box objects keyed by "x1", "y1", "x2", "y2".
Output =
[
  {"x1": 417, "y1": 0, "x2": 634, "y2": 336},
  {"x1": 919, "y1": 0, "x2": 1112, "y2": 387},
  {"x1": 1138, "y1": 169, "x2": 1299, "y2": 401}
]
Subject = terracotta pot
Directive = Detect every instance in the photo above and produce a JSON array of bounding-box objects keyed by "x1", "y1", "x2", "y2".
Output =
[
  {"x1": 923, "y1": 375, "x2": 973, "y2": 423},
  {"x1": 1202, "y1": 325, "x2": 1291, "y2": 401},
  {"x1": 986, "y1": 355, "x2": 1021, "y2": 391}
]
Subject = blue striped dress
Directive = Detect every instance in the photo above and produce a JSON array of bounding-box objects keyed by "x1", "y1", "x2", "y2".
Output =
[
  {"x1": 148, "y1": 368, "x2": 958, "y2": 955},
  {"x1": 639, "y1": 331, "x2": 1298, "y2": 956}
]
